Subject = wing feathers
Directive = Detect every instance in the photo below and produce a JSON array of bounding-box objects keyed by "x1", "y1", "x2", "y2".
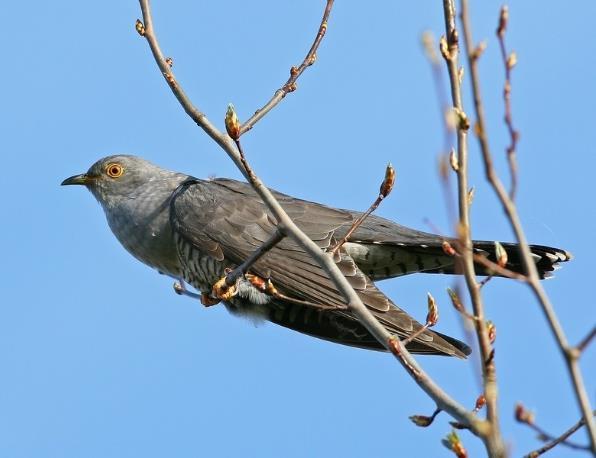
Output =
[{"x1": 170, "y1": 178, "x2": 469, "y2": 357}]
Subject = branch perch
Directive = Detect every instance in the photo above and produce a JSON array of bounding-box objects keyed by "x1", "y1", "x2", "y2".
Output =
[{"x1": 137, "y1": 0, "x2": 482, "y2": 436}]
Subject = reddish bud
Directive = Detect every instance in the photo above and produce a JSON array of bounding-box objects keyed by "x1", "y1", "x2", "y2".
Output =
[
  {"x1": 474, "y1": 394, "x2": 486, "y2": 412},
  {"x1": 447, "y1": 287, "x2": 464, "y2": 312},
  {"x1": 515, "y1": 403, "x2": 535, "y2": 425},
  {"x1": 225, "y1": 104, "x2": 240, "y2": 140},
  {"x1": 497, "y1": 5, "x2": 509, "y2": 37},
  {"x1": 426, "y1": 292, "x2": 439, "y2": 327},
  {"x1": 380, "y1": 163, "x2": 396, "y2": 198},
  {"x1": 442, "y1": 240, "x2": 456, "y2": 256}
]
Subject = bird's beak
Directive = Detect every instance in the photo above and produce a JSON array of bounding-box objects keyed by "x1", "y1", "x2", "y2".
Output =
[{"x1": 61, "y1": 173, "x2": 91, "y2": 186}]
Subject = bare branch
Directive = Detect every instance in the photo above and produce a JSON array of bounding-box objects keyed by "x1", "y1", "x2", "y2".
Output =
[
  {"x1": 422, "y1": 31, "x2": 459, "y2": 232},
  {"x1": 496, "y1": 5, "x2": 520, "y2": 200},
  {"x1": 422, "y1": 31, "x2": 453, "y2": 154},
  {"x1": 471, "y1": 251, "x2": 526, "y2": 281},
  {"x1": 441, "y1": 2, "x2": 504, "y2": 455},
  {"x1": 137, "y1": 0, "x2": 481, "y2": 435},
  {"x1": 401, "y1": 293, "x2": 439, "y2": 347},
  {"x1": 576, "y1": 326, "x2": 596, "y2": 354},
  {"x1": 459, "y1": 0, "x2": 596, "y2": 451},
  {"x1": 523, "y1": 410, "x2": 595, "y2": 457},
  {"x1": 330, "y1": 163, "x2": 395, "y2": 254},
  {"x1": 239, "y1": 0, "x2": 334, "y2": 135},
  {"x1": 223, "y1": 230, "x2": 285, "y2": 287}
]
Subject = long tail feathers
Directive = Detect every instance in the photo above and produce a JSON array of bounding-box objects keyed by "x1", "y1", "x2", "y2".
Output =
[{"x1": 347, "y1": 240, "x2": 572, "y2": 281}]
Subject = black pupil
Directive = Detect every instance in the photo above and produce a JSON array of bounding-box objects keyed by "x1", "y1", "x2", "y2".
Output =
[{"x1": 111, "y1": 166, "x2": 119, "y2": 175}]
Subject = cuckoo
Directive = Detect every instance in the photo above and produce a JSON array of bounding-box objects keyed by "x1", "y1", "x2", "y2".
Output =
[{"x1": 62, "y1": 155, "x2": 571, "y2": 357}]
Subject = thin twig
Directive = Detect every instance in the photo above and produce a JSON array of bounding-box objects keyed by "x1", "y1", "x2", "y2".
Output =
[
  {"x1": 422, "y1": 32, "x2": 458, "y2": 229},
  {"x1": 442, "y1": 2, "x2": 504, "y2": 456},
  {"x1": 422, "y1": 31, "x2": 454, "y2": 156},
  {"x1": 526, "y1": 421, "x2": 590, "y2": 452},
  {"x1": 330, "y1": 163, "x2": 395, "y2": 254},
  {"x1": 330, "y1": 196, "x2": 383, "y2": 255},
  {"x1": 224, "y1": 230, "x2": 285, "y2": 286},
  {"x1": 234, "y1": 139, "x2": 257, "y2": 185},
  {"x1": 471, "y1": 252, "x2": 526, "y2": 281},
  {"x1": 401, "y1": 293, "x2": 439, "y2": 347},
  {"x1": 524, "y1": 411, "x2": 595, "y2": 457},
  {"x1": 459, "y1": 0, "x2": 596, "y2": 452},
  {"x1": 496, "y1": 5, "x2": 519, "y2": 200},
  {"x1": 239, "y1": 0, "x2": 334, "y2": 135},
  {"x1": 576, "y1": 326, "x2": 596, "y2": 354},
  {"x1": 137, "y1": 0, "x2": 482, "y2": 434}
]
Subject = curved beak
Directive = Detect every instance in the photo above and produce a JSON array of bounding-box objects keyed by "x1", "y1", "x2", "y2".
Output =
[{"x1": 61, "y1": 173, "x2": 90, "y2": 186}]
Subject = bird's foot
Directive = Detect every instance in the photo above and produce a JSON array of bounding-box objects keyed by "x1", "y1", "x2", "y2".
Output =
[
  {"x1": 212, "y1": 276, "x2": 238, "y2": 301},
  {"x1": 173, "y1": 280, "x2": 201, "y2": 300},
  {"x1": 174, "y1": 279, "x2": 221, "y2": 307},
  {"x1": 200, "y1": 292, "x2": 221, "y2": 307}
]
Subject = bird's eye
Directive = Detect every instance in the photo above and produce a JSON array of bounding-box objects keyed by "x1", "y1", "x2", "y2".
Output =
[{"x1": 106, "y1": 163, "x2": 124, "y2": 178}]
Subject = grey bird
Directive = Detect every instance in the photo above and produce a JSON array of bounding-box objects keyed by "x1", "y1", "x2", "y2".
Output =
[{"x1": 62, "y1": 155, "x2": 572, "y2": 357}]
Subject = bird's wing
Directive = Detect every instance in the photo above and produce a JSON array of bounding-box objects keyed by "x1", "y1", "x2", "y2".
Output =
[{"x1": 170, "y1": 178, "x2": 469, "y2": 357}]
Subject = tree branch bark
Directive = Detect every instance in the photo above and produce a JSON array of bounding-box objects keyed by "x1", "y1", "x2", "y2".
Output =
[
  {"x1": 441, "y1": 1, "x2": 505, "y2": 456},
  {"x1": 239, "y1": 0, "x2": 334, "y2": 136},
  {"x1": 458, "y1": 0, "x2": 595, "y2": 453}
]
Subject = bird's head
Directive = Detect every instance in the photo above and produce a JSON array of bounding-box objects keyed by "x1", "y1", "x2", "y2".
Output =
[{"x1": 61, "y1": 155, "x2": 176, "y2": 206}]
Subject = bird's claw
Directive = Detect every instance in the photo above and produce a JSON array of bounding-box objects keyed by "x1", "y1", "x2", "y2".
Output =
[
  {"x1": 200, "y1": 292, "x2": 221, "y2": 307},
  {"x1": 212, "y1": 277, "x2": 238, "y2": 301},
  {"x1": 173, "y1": 280, "x2": 201, "y2": 300},
  {"x1": 173, "y1": 281, "x2": 184, "y2": 295}
]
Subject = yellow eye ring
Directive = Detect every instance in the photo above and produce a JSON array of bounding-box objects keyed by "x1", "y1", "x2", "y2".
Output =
[{"x1": 106, "y1": 163, "x2": 124, "y2": 178}]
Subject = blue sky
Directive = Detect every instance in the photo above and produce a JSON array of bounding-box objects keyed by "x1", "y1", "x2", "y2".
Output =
[{"x1": 2, "y1": 1, "x2": 595, "y2": 456}]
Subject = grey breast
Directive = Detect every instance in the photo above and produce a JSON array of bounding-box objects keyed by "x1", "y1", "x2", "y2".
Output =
[{"x1": 102, "y1": 176, "x2": 187, "y2": 277}]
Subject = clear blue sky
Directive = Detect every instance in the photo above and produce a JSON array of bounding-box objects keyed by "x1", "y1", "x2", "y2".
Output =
[{"x1": 2, "y1": 1, "x2": 594, "y2": 456}]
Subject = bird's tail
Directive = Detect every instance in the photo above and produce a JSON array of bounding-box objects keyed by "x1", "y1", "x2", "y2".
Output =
[
  {"x1": 346, "y1": 239, "x2": 572, "y2": 281},
  {"x1": 430, "y1": 241, "x2": 572, "y2": 279}
]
